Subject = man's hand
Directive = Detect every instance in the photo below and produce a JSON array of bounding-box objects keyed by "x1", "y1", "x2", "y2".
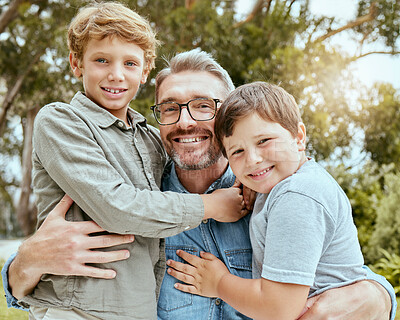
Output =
[
  {"x1": 9, "y1": 194, "x2": 134, "y2": 299},
  {"x1": 297, "y1": 280, "x2": 392, "y2": 320}
]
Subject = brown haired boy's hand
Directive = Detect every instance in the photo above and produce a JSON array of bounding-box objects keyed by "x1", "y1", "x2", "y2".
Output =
[{"x1": 166, "y1": 250, "x2": 229, "y2": 298}]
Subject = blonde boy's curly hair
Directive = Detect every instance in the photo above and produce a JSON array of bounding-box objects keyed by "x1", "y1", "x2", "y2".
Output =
[{"x1": 68, "y1": 1, "x2": 159, "y2": 72}]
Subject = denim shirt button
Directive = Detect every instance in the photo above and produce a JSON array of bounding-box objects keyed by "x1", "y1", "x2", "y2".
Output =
[
  {"x1": 202, "y1": 219, "x2": 208, "y2": 224},
  {"x1": 215, "y1": 298, "x2": 221, "y2": 306}
]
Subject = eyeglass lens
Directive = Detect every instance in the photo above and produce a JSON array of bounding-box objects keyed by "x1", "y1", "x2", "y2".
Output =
[{"x1": 155, "y1": 99, "x2": 216, "y2": 124}]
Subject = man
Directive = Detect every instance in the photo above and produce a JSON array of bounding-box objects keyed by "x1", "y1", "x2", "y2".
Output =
[{"x1": 2, "y1": 49, "x2": 396, "y2": 319}]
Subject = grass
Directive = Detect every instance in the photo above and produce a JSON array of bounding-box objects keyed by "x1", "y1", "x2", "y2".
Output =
[{"x1": 0, "y1": 260, "x2": 28, "y2": 320}]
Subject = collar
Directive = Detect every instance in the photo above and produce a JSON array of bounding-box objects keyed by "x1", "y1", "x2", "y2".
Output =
[
  {"x1": 71, "y1": 92, "x2": 148, "y2": 129},
  {"x1": 161, "y1": 162, "x2": 236, "y2": 194}
]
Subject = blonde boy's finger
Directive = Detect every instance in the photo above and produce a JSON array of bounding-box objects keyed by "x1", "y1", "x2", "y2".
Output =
[{"x1": 233, "y1": 178, "x2": 242, "y2": 189}]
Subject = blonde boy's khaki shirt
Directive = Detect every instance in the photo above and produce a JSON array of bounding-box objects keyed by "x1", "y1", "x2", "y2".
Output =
[{"x1": 19, "y1": 92, "x2": 204, "y2": 319}]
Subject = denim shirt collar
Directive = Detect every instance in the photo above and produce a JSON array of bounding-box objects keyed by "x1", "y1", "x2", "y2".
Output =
[{"x1": 162, "y1": 162, "x2": 236, "y2": 194}]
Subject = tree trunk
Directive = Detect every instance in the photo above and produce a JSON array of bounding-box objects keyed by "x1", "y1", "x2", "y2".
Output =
[
  {"x1": 0, "y1": 50, "x2": 43, "y2": 136},
  {"x1": 15, "y1": 106, "x2": 39, "y2": 236}
]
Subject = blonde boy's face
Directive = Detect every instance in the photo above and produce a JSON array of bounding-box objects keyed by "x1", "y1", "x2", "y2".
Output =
[
  {"x1": 69, "y1": 36, "x2": 149, "y2": 122},
  {"x1": 223, "y1": 113, "x2": 307, "y2": 194}
]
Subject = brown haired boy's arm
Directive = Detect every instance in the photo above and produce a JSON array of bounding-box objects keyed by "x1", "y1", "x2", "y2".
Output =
[{"x1": 8, "y1": 195, "x2": 134, "y2": 300}]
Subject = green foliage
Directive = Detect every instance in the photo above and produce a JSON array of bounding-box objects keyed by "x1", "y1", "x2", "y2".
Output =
[
  {"x1": 326, "y1": 162, "x2": 390, "y2": 260},
  {"x1": 370, "y1": 249, "x2": 400, "y2": 295},
  {"x1": 366, "y1": 172, "x2": 400, "y2": 262},
  {"x1": 357, "y1": 84, "x2": 400, "y2": 171}
]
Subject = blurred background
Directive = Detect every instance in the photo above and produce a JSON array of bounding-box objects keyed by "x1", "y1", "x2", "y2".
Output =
[{"x1": 0, "y1": 0, "x2": 399, "y2": 316}]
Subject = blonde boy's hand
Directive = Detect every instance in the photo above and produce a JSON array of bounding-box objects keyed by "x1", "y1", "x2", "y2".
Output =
[
  {"x1": 201, "y1": 184, "x2": 247, "y2": 222},
  {"x1": 234, "y1": 178, "x2": 256, "y2": 211},
  {"x1": 167, "y1": 250, "x2": 229, "y2": 298}
]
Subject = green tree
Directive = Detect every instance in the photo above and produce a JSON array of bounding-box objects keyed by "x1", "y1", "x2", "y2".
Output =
[
  {"x1": 0, "y1": 0, "x2": 399, "y2": 236},
  {"x1": 367, "y1": 172, "x2": 400, "y2": 262},
  {"x1": 357, "y1": 83, "x2": 400, "y2": 171}
]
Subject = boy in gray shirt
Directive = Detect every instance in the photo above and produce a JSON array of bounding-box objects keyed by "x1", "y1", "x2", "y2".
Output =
[{"x1": 166, "y1": 82, "x2": 367, "y2": 320}]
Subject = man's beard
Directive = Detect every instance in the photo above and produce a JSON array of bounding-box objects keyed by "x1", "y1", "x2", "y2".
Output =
[{"x1": 164, "y1": 128, "x2": 223, "y2": 170}]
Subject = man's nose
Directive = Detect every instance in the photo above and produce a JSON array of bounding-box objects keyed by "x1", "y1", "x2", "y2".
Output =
[{"x1": 176, "y1": 106, "x2": 197, "y2": 129}]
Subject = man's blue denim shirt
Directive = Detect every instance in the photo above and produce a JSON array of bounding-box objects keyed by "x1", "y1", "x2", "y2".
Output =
[
  {"x1": 158, "y1": 163, "x2": 253, "y2": 320},
  {"x1": 2, "y1": 163, "x2": 398, "y2": 319}
]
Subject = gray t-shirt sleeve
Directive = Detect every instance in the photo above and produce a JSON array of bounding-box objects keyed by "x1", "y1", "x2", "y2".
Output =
[{"x1": 259, "y1": 191, "x2": 336, "y2": 286}]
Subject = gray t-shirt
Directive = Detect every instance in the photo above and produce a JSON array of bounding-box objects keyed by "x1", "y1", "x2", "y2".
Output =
[{"x1": 250, "y1": 159, "x2": 366, "y2": 297}]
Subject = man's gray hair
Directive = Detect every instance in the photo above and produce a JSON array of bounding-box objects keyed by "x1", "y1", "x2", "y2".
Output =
[{"x1": 155, "y1": 48, "x2": 235, "y2": 102}]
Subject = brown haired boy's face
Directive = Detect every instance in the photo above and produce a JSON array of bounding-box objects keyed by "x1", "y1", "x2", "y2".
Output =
[
  {"x1": 69, "y1": 36, "x2": 149, "y2": 122},
  {"x1": 224, "y1": 113, "x2": 307, "y2": 194}
]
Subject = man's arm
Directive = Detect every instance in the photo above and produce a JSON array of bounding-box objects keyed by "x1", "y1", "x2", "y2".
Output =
[
  {"x1": 299, "y1": 267, "x2": 396, "y2": 320},
  {"x1": 5, "y1": 195, "x2": 134, "y2": 302}
]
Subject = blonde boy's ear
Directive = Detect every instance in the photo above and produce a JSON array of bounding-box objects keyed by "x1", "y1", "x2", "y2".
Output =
[
  {"x1": 69, "y1": 52, "x2": 82, "y2": 78},
  {"x1": 296, "y1": 122, "x2": 307, "y2": 151},
  {"x1": 140, "y1": 67, "x2": 150, "y2": 84}
]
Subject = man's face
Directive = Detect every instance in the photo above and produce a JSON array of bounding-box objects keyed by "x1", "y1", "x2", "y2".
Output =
[{"x1": 157, "y1": 71, "x2": 226, "y2": 170}]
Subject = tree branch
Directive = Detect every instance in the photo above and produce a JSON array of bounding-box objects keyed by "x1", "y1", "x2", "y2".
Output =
[
  {"x1": 233, "y1": 0, "x2": 272, "y2": 29},
  {"x1": 314, "y1": 2, "x2": 378, "y2": 43},
  {"x1": 0, "y1": 0, "x2": 28, "y2": 34},
  {"x1": 350, "y1": 51, "x2": 400, "y2": 61}
]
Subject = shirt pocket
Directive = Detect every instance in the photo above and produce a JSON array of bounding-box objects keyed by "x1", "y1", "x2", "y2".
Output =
[
  {"x1": 225, "y1": 248, "x2": 253, "y2": 279},
  {"x1": 158, "y1": 245, "x2": 198, "y2": 312}
]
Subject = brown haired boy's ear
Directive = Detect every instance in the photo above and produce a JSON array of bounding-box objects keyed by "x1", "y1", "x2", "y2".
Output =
[
  {"x1": 69, "y1": 52, "x2": 82, "y2": 78},
  {"x1": 296, "y1": 122, "x2": 307, "y2": 151}
]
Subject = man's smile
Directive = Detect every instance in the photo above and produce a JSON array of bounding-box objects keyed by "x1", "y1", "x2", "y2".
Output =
[{"x1": 173, "y1": 136, "x2": 208, "y2": 143}]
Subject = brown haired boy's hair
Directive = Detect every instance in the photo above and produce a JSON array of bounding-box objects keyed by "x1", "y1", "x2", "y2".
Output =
[
  {"x1": 215, "y1": 82, "x2": 302, "y2": 157},
  {"x1": 68, "y1": 1, "x2": 159, "y2": 72}
]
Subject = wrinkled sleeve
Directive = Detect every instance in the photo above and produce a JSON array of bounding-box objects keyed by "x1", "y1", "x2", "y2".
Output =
[
  {"x1": 1, "y1": 253, "x2": 27, "y2": 311},
  {"x1": 33, "y1": 105, "x2": 204, "y2": 238},
  {"x1": 364, "y1": 265, "x2": 397, "y2": 320}
]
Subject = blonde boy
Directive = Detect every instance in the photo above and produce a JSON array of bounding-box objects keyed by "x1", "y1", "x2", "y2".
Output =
[
  {"x1": 20, "y1": 3, "x2": 244, "y2": 319},
  {"x1": 167, "y1": 82, "x2": 367, "y2": 320}
]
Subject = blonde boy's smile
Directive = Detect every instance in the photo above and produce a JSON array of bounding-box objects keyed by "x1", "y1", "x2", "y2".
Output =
[{"x1": 70, "y1": 36, "x2": 148, "y2": 124}]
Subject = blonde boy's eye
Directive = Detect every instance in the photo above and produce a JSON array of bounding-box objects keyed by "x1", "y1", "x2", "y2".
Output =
[
  {"x1": 126, "y1": 61, "x2": 137, "y2": 67},
  {"x1": 96, "y1": 58, "x2": 107, "y2": 63}
]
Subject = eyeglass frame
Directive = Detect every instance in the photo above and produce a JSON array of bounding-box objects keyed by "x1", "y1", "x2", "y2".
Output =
[{"x1": 150, "y1": 98, "x2": 221, "y2": 126}]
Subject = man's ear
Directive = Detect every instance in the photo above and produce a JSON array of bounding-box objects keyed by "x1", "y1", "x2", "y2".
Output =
[
  {"x1": 69, "y1": 52, "x2": 82, "y2": 78},
  {"x1": 296, "y1": 122, "x2": 307, "y2": 151}
]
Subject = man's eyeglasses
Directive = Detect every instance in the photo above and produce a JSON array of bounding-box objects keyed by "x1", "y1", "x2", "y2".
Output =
[{"x1": 150, "y1": 98, "x2": 220, "y2": 125}]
